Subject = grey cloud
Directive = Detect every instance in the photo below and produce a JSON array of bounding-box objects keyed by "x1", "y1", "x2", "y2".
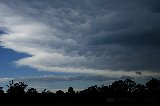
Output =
[
  {"x1": 0, "y1": 0, "x2": 160, "y2": 73},
  {"x1": 135, "y1": 72, "x2": 142, "y2": 75},
  {"x1": 15, "y1": 75, "x2": 117, "y2": 83},
  {"x1": 136, "y1": 0, "x2": 160, "y2": 13},
  {"x1": 120, "y1": 75, "x2": 134, "y2": 80}
]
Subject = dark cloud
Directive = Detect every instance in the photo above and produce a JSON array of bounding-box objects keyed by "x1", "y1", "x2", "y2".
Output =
[
  {"x1": 15, "y1": 75, "x2": 118, "y2": 83},
  {"x1": 121, "y1": 75, "x2": 134, "y2": 80},
  {"x1": 0, "y1": 0, "x2": 160, "y2": 73},
  {"x1": 136, "y1": 0, "x2": 160, "y2": 13},
  {"x1": 135, "y1": 72, "x2": 142, "y2": 75}
]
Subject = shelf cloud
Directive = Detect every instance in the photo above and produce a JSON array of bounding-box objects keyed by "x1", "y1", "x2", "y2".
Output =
[{"x1": 0, "y1": 0, "x2": 160, "y2": 76}]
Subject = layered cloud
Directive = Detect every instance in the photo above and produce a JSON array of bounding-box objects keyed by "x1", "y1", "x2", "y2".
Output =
[{"x1": 0, "y1": 0, "x2": 160, "y2": 76}]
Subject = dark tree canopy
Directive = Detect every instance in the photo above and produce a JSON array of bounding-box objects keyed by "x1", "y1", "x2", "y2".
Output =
[
  {"x1": 67, "y1": 87, "x2": 75, "y2": 94},
  {"x1": 27, "y1": 88, "x2": 38, "y2": 94},
  {"x1": 0, "y1": 78, "x2": 159, "y2": 103},
  {"x1": 6, "y1": 80, "x2": 28, "y2": 95}
]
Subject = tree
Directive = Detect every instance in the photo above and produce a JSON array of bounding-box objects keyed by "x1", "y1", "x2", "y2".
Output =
[
  {"x1": 56, "y1": 90, "x2": 64, "y2": 96},
  {"x1": 42, "y1": 89, "x2": 52, "y2": 94},
  {"x1": 146, "y1": 78, "x2": 160, "y2": 96},
  {"x1": 100, "y1": 85, "x2": 111, "y2": 97},
  {"x1": 0, "y1": 87, "x2": 4, "y2": 94},
  {"x1": 27, "y1": 88, "x2": 38, "y2": 94},
  {"x1": 83, "y1": 85, "x2": 99, "y2": 97},
  {"x1": 134, "y1": 84, "x2": 146, "y2": 96},
  {"x1": 67, "y1": 87, "x2": 75, "y2": 94},
  {"x1": 125, "y1": 79, "x2": 136, "y2": 93},
  {"x1": 110, "y1": 80, "x2": 128, "y2": 97},
  {"x1": 6, "y1": 80, "x2": 28, "y2": 95}
]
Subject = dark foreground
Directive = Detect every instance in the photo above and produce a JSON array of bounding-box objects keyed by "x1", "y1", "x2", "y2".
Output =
[
  {"x1": 0, "y1": 78, "x2": 160, "y2": 105},
  {"x1": 0, "y1": 94, "x2": 160, "y2": 105}
]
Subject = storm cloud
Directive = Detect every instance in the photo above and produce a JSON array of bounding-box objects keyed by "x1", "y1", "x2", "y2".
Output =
[{"x1": 0, "y1": 0, "x2": 160, "y2": 76}]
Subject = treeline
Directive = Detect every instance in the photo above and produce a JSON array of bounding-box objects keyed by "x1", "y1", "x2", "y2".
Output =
[
  {"x1": 0, "y1": 78, "x2": 159, "y2": 99},
  {"x1": 0, "y1": 79, "x2": 159, "y2": 104}
]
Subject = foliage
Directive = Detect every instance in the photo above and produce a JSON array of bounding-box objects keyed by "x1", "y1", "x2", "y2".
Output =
[
  {"x1": 27, "y1": 88, "x2": 38, "y2": 94},
  {"x1": 0, "y1": 78, "x2": 159, "y2": 99},
  {"x1": 6, "y1": 80, "x2": 28, "y2": 95}
]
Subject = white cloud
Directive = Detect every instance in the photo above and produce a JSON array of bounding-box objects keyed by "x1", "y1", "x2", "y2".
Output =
[{"x1": 0, "y1": 78, "x2": 13, "y2": 82}]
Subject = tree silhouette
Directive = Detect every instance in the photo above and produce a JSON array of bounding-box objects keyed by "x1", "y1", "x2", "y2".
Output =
[
  {"x1": 67, "y1": 87, "x2": 75, "y2": 94},
  {"x1": 125, "y1": 79, "x2": 136, "y2": 93},
  {"x1": 100, "y1": 85, "x2": 111, "y2": 97},
  {"x1": 110, "y1": 80, "x2": 128, "y2": 97},
  {"x1": 27, "y1": 88, "x2": 37, "y2": 94},
  {"x1": 0, "y1": 78, "x2": 159, "y2": 103},
  {"x1": 6, "y1": 80, "x2": 28, "y2": 95},
  {"x1": 146, "y1": 78, "x2": 160, "y2": 96},
  {"x1": 56, "y1": 90, "x2": 64, "y2": 96},
  {"x1": 42, "y1": 89, "x2": 52, "y2": 94},
  {"x1": 82, "y1": 85, "x2": 100, "y2": 97},
  {"x1": 134, "y1": 84, "x2": 146, "y2": 97},
  {"x1": 0, "y1": 87, "x2": 4, "y2": 95}
]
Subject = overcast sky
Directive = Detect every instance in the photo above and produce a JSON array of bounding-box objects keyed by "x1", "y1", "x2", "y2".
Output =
[{"x1": 0, "y1": 0, "x2": 160, "y2": 92}]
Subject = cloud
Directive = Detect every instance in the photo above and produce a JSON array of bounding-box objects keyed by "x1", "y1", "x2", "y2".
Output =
[
  {"x1": 15, "y1": 75, "x2": 117, "y2": 83},
  {"x1": 0, "y1": 78, "x2": 13, "y2": 82},
  {"x1": 0, "y1": 0, "x2": 160, "y2": 76},
  {"x1": 121, "y1": 75, "x2": 134, "y2": 80},
  {"x1": 0, "y1": 74, "x2": 133, "y2": 88},
  {"x1": 135, "y1": 71, "x2": 142, "y2": 75},
  {"x1": 0, "y1": 75, "x2": 120, "y2": 91}
]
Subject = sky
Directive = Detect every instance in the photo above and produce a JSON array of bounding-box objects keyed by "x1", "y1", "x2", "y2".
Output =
[{"x1": 0, "y1": 0, "x2": 160, "y2": 92}]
